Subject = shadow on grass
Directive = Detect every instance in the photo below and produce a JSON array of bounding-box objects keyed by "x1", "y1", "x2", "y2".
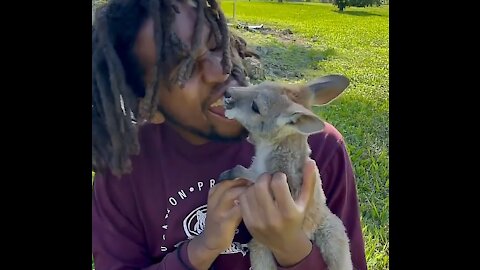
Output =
[
  {"x1": 246, "y1": 38, "x2": 337, "y2": 82},
  {"x1": 314, "y1": 92, "x2": 388, "y2": 148},
  {"x1": 334, "y1": 10, "x2": 383, "y2": 17}
]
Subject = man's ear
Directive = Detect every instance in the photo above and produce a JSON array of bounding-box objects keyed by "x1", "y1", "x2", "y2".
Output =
[
  {"x1": 150, "y1": 111, "x2": 165, "y2": 124},
  {"x1": 307, "y1": 74, "x2": 349, "y2": 105},
  {"x1": 278, "y1": 103, "x2": 325, "y2": 135},
  {"x1": 138, "y1": 98, "x2": 165, "y2": 124}
]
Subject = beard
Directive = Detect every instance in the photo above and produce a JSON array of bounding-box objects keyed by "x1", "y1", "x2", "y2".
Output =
[{"x1": 158, "y1": 105, "x2": 249, "y2": 143}]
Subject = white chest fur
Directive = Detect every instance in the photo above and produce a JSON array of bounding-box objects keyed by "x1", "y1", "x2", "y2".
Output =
[{"x1": 251, "y1": 142, "x2": 273, "y2": 180}]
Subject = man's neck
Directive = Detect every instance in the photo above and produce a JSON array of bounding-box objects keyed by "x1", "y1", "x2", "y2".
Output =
[{"x1": 166, "y1": 122, "x2": 210, "y2": 145}]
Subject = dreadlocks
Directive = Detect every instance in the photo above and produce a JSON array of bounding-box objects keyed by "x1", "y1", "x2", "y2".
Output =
[{"x1": 92, "y1": 0, "x2": 250, "y2": 177}]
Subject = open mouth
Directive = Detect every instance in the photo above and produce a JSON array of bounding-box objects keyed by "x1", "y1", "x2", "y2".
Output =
[
  {"x1": 207, "y1": 80, "x2": 238, "y2": 119},
  {"x1": 208, "y1": 98, "x2": 226, "y2": 118}
]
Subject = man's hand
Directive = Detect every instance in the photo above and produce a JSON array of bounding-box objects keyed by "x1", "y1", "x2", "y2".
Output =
[
  {"x1": 238, "y1": 159, "x2": 318, "y2": 267},
  {"x1": 188, "y1": 179, "x2": 252, "y2": 270}
]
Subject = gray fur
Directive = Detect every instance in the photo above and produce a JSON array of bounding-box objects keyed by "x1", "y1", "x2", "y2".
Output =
[{"x1": 219, "y1": 75, "x2": 353, "y2": 270}]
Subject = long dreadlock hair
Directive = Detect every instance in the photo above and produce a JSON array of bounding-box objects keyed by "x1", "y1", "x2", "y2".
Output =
[{"x1": 92, "y1": 0, "x2": 252, "y2": 177}]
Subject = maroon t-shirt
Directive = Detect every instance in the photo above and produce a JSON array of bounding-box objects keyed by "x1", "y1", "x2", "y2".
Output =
[{"x1": 92, "y1": 122, "x2": 367, "y2": 270}]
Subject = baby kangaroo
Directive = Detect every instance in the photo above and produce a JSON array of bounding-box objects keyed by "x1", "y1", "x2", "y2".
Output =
[{"x1": 218, "y1": 75, "x2": 353, "y2": 270}]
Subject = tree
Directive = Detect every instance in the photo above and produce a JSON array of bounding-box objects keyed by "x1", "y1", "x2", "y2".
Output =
[
  {"x1": 334, "y1": 0, "x2": 382, "y2": 11},
  {"x1": 334, "y1": 0, "x2": 348, "y2": 11},
  {"x1": 349, "y1": 0, "x2": 382, "y2": 7}
]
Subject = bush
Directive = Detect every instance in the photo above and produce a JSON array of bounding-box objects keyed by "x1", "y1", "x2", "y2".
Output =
[{"x1": 334, "y1": 0, "x2": 382, "y2": 11}]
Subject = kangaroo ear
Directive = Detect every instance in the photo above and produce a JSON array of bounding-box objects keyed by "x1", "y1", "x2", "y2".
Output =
[
  {"x1": 307, "y1": 75, "x2": 349, "y2": 105},
  {"x1": 278, "y1": 103, "x2": 325, "y2": 135}
]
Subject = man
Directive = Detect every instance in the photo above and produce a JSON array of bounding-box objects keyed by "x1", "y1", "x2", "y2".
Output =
[{"x1": 92, "y1": 0, "x2": 367, "y2": 269}]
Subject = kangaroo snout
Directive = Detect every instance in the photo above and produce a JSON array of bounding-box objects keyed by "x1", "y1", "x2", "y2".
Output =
[
  {"x1": 224, "y1": 88, "x2": 236, "y2": 109},
  {"x1": 224, "y1": 89, "x2": 232, "y2": 99}
]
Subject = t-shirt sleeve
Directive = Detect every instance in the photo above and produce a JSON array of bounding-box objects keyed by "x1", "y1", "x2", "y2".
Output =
[
  {"x1": 311, "y1": 135, "x2": 368, "y2": 270},
  {"x1": 276, "y1": 244, "x2": 328, "y2": 270}
]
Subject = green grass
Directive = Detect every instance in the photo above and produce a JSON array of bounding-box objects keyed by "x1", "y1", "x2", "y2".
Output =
[{"x1": 222, "y1": 1, "x2": 389, "y2": 269}]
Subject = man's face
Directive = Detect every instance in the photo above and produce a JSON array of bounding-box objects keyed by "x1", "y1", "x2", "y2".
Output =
[{"x1": 133, "y1": 1, "x2": 247, "y2": 144}]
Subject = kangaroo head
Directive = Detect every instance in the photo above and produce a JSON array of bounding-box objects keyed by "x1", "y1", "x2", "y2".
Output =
[{"x1": 224, "y1": 75, "x2": 349, "y2": 141}]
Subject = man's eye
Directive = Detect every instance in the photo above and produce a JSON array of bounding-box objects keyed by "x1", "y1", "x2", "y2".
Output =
[{"x1": 251, "y1": 102, "x2": 260, "y2": 114}]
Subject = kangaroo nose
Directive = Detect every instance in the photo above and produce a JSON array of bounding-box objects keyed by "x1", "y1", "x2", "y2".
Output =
[
  {"x1": 224, "y1": 90, "x2": 231, "y2": 99},
  {"x1": 224, "y1": 89, "x2": 235, "y2": 109}
]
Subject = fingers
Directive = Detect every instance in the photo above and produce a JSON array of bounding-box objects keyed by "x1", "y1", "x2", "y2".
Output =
[
  {"x1": 270, "y1": 172, "x2": 295, "y2": 213},
  {"x1": 209, "y1": 178, "x2": 251, "y2": 203},
  {"x1": 217, "y1": 185, "x2": 251, "y2": 212},
  {"x1": 270, "y1": 158, "x2": 317, "y2": 213},
  {"x1": 238, "y1": 186, "x2": 257, "y2": 228},
  {"x1": 295, "y1": 158, "x2": 317, "y2": 210},
  {"x1": 253, "y1": 174, "x2": 276, "y2": 218}
]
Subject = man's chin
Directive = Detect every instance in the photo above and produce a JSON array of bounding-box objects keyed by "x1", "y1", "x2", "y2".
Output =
[
  {"x1": 206, "y1": 125, "x2": 249, "y2": 142},
  {"x1": 211, "y1": 122, "x2": 247, "y2": 139},
  {"x1": 159, "y1": 107, "x2": 248, "y2": 143},
  {"x1": 166, "y1": 119, "x2": 248, "y2": 143}
]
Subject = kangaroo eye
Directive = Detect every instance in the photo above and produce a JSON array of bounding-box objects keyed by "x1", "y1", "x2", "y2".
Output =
[{"x1": 251, "y1": 101, "x2": 260, "y2": 114}]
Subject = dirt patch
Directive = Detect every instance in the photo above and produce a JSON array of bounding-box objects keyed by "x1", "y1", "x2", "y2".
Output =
[
  {"x1": 229, "y1": 23, "x2": 332, "y2": 83},
  {"x1": 229, "y1": 22, "x2": 314, "y2": 47}
]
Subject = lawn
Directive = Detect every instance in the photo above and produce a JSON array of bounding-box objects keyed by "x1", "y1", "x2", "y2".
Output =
[
  {"x1": 220, "y1": 1, "x2": 389, "y2": 269},
  {"x1": 92, "y1": 1, "x2": 389, "y2": 269}
]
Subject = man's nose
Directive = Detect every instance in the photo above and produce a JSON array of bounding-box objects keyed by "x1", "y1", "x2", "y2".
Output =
[{"x1": 201, "y1": 50, "x2": 229, "y2": 84}]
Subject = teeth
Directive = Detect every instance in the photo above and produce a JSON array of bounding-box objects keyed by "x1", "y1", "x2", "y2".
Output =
[{"x1": 210, "y1": 98, "x2": 224, "y2": 107}]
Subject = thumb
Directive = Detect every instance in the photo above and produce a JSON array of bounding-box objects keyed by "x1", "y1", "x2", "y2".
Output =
[{"x1": 295, "y1": 158, "x2": 317, "y2": 210}]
